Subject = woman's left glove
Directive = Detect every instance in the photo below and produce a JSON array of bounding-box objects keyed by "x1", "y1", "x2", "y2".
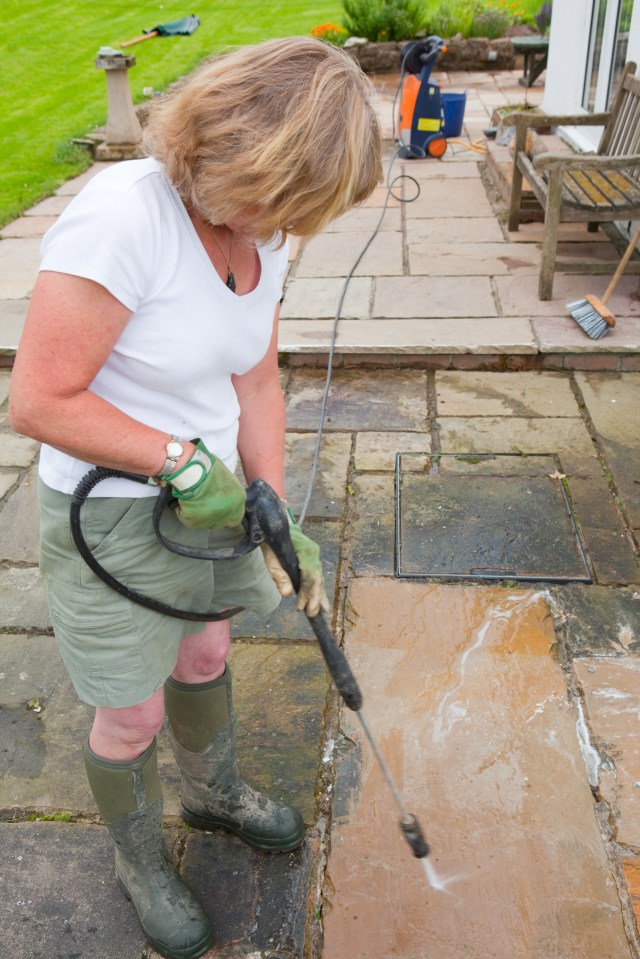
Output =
[
  {"x1": 262, "y1": 510, "x2": 330, "y2": 617},
  {"x1": 166, "y1": 440, "x2": 246, "y2": 529}
]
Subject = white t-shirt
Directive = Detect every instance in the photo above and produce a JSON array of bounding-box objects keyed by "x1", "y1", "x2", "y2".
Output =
[{"x1": 38, "y1": 158, "x2": 288, "y2": 497}]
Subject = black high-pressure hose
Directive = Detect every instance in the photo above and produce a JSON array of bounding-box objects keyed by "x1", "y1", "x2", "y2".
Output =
[
  {"x1": 71, "y1": 470, "x2": 431, "y2": 863},
  {"x1": 70, "y1": 468, "x2": 362, "y2": 710}
]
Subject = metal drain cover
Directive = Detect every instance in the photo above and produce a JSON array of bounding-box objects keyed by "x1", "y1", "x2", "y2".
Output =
[{"x1": 395, "y1": 453, "x2": 592, "y2": 583}]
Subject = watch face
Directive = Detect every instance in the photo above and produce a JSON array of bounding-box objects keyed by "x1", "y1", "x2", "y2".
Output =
[{"x1": 167, "y1": 440, "x2": 183, "y2": 458}]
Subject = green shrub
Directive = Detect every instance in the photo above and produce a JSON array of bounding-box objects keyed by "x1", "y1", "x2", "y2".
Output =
[
  {"x1": 469, "y1": 9, "x2": 511, "y2": 38},
  {"x1": 342, "y1": 0, "x2": 427, "y2": 42},
  {"x1": 425, "y1": 0, "x2": 483, "y2": 39}
]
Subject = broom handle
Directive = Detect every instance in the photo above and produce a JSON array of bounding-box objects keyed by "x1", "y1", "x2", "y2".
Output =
[
  {"x1": 121, "y1": 30, "x2": 158, "y2": 48},
  {"x1": 602, "y1": 223, "x2": 640, "y2": 305}
]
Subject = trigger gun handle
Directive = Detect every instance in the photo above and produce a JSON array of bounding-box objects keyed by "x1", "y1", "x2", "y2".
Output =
[{"x1": 246, "y1": 479, "x2": 363, "y2": 712}]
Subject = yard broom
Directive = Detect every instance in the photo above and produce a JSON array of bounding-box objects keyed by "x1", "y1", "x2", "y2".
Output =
[{"x1": 566, "y1": 223, "x2": 640, "y2": 338}]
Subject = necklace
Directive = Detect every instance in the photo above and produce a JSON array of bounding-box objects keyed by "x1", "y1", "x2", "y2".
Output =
[{"x1": 209, "y1": 226, "x2": 236, "y2": 292}]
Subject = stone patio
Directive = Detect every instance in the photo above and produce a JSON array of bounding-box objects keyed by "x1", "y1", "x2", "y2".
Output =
[{"x1": 1, "y1": 64, "x2": 640, "y2": 959}]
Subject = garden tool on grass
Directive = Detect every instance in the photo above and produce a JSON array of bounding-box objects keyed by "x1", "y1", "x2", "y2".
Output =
[
  {"x1": 71, "y1": 469, "x2": 441, "y2": 887},
  {"x1": 121, "y1": 15, "x2": 200, "y2": 48}
]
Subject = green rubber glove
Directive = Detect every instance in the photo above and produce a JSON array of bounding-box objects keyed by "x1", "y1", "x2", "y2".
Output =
[
  {"x1": 166, "y1": 440, "x2": 246, "y2": 529},
  {"x1": 261, "y1": 508, "x2": 330, "y2": 616}
]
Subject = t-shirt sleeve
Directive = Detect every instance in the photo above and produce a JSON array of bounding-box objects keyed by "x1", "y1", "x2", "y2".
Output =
[{"x1": 39, "y1": 185, "x2": 154, "y2": 312}]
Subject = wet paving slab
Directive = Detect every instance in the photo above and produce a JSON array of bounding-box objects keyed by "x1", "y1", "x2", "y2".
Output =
[
  {"x1": 323, "y1": 580, "x2": 631, "y2": 959},
  {"x1": 0, "y1": 638, "x2": 327, "y2": 828},
  {"x1": 0, "y1": 820, "x2": 146, "y2": 958}
]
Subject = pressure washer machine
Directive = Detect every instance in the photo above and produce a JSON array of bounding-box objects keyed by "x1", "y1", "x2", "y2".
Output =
[{"x1": 398, "y1": 36, "x2": 454, "y2": 159}]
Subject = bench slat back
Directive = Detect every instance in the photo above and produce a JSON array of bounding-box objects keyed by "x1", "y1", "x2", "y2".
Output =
[{"x1": 599, "y1": 64, "x2": 640, "y2": 156}]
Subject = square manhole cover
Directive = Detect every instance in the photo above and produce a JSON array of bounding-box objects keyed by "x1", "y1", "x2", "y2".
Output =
[{"x1": 395, "y1": 453, "x2": 592, "y2": 583}]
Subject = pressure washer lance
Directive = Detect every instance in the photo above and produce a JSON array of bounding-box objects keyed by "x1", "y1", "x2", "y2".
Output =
[{"x1": 70, "y1": 470, "x2": 435, "y2": 881}]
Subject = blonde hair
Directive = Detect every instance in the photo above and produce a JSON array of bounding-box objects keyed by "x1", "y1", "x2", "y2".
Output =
[{"x1": 144, "y1": 36, "x2": 382, "y2": 244}]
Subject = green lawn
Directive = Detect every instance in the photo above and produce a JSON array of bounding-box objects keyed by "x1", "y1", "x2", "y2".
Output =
[{"x1": 0, "y1": 1, "x2": 342, "y2": 227}]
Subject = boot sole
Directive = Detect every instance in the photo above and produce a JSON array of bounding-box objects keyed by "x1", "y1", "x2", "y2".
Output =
[
  {"x1": 117, "y1": 875, "x2": 213, "y2": 959},
  {"x1": 181, "y1": 805, "x2": 305, "y2": 852}
]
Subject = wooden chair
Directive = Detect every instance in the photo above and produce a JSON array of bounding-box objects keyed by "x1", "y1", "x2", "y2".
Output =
[{"x1": 505, "y1": 61, "x2": 640, "y2": 299}]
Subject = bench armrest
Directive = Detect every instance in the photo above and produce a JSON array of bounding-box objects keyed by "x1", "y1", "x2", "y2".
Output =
[
  {"x1": 532, "y1": 152, "x2": 640, "y2": 172},
  {"x1": 501, "y1": 111, "x2": 610, "y2": 130}
]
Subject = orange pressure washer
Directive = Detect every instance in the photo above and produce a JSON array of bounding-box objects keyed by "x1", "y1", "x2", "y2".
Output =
[{"x1": 398, "y1": 36, "x2": 449, "y2": 158}]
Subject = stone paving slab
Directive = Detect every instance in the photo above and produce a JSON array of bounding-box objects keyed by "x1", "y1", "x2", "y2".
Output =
[
  {"x1": 404, "y1": 215, "x2": 505, "y2": 242},
  {"x1": 279, "y1": 316, "x2": 537, "y2": 354},
  {"x1": 296, "y1": 230, "x2": 403, "y2": 277},
  {"x1": 374, "y1": 275, "x2": 498, "y2": 318},
  {"x1": 534, "y1": 314, "x2": 640, "y2": 353},
  {"x1": 575, "y1": 657, "x2": 640, "y2": 848},
  {"x1": 576, "y1": 372, "x2": 640, "y2": 531},
  {"x1": 280, "y1": 277, "x2": 371, "y2": 320},
  {"x1": 0, "y1": 471, "x2": 19, "y2": 498},
  {"x1": 405, "y1": 177, "x2": 494, "y2": 218},
  {"x1": 400, "y1": 159, "x2": 481, "y2": 179},
  {"x1": 349, "y1": 474, "x2": 396, "y2": 577},
  {"x1": 496, "y1": 273, "x2": 640, "y2": 318},
  {"x1": 181, "y1": 829, "x2": 316, "y2": 958},
  {"x1": 0, "y1": 238, "x2": 41, "y2": 299},
  {"x1": 555, "y1": 585, "x2": 640, "y2": 656},
  {"x1": 0, "y1": 465, "x2": 40, "y2": 563},
  {"x1": 324, "y1": 206, "x2": 401, "y2": 232},
  {"x1": 438, "y1": 414, "x2": 601, "y2": 476},
  {"x1": 285, "y1": 368, "x2": 428, "y2": 432},
  {"x1": 409, "y1": 240, "x2": 541, "y2": 276},
  {"x1": 24, "y1": 195, "x2": 72, "y2": 217},
  {"x1": 324, "y1": 581, "x2": 631, "y2": 959},
  {"x1": 0, "y1": 299, "x2": 28, "y2": 353},
  {"x1": 436, "y1": 370, "x2": 581, "y2": 417},
  {"x1": 0, "y1": 216, "x2": 56, "y2": 239},
  {"x1": 284, "y1": 432, "x2": 352, "y2": 519},
  {"x1": 55, "y1": 162, "x2": 113, "y2": 195},
  {"x1": 0, "y1": 637, "x2": 327, "y2": 826},
  {"x1": 568, "y1": 478, "x2": 640, "y2": 586},
  {"x1": 0, "y1": 821, "x2": 146, "y2": 958},
  {"x1": 0, "y1": 566, "x2": 50, "y2": 631},
  {"x1": 354, "y1": 430, "x2": 431, "y2": 470}
]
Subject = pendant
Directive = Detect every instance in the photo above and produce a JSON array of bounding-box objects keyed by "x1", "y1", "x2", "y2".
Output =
[{"x1": 227, "y1": 271, "x2": 236, "y2": 293}]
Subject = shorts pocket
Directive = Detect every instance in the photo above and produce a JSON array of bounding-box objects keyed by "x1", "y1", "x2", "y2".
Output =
[
  {"x1": 46, "y1": 575, "x2": 143, "y2": 678},
  {"x1": 82, "y1": 497, "x2": 141, "y2": 555}
]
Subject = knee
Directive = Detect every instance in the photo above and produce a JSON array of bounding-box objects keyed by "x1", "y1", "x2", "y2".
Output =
[
  {"x1": 91, "y1": 693, "x2": 166, "y2": 759},
  {"x1": 173, "y1": 623, "x2": 231, "y2": 683}
]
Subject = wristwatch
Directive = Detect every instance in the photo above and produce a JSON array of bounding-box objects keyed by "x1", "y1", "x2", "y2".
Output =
[{"x1": 157, "y1": 436, "x2": 185, "y2": 478}]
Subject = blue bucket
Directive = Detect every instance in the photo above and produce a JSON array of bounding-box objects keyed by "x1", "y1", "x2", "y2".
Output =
[{"x1": 441, "y1": 91, "x2": 467, "y2": 138}]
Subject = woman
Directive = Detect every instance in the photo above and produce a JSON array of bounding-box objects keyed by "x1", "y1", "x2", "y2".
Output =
[{"x1": 9, "y1": 36, "x2": 381, "y2": 959}]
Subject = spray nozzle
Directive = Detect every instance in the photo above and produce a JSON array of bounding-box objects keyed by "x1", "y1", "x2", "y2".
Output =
[{"x1": 400, "y1": 813, "x2": 429, "y2": 858}]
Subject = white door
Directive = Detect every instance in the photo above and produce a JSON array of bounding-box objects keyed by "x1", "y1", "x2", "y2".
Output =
[{"x1": 583, "y1": 0, "x2": 633, "y2": 115}]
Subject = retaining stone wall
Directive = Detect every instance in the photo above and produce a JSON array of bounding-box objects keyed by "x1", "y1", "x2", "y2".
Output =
[{"x1": 347, "y1": 37, "x2": 519, "y2": 73}]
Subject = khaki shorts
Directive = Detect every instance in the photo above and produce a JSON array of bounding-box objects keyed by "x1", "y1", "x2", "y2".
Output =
[{"x1": 38, "y1": 479, "x2": 280, "y2": 709}]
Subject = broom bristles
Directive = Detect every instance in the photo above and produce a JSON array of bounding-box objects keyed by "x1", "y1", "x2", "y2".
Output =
[{"x1": 566, "y1": 293, "x2": 616, "y2": 340}]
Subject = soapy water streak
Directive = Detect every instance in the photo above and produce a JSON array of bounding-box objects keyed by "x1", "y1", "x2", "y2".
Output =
[
  {"x1": 358, "y1": 592, "x2": 554, "y2": 894},
  {"x1": 433, "y1": 591, "x2": 551, "y2": 744}
]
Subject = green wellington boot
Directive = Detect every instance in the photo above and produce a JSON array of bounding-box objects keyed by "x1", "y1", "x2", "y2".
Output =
[
  {"x1": 84, "y1": 739, "x2": 212, "y2": 959},
  {"x1": 165, "y1": 667, "x2": 305, "y2": 852}
]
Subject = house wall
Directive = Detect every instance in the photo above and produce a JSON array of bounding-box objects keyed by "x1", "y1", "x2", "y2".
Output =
[
  {"x1": 544, "y1": 0, "x2": 640, "y2": 114},
  {"x1": 543, "y1": 0, "x2": 640, "y2": 150}
]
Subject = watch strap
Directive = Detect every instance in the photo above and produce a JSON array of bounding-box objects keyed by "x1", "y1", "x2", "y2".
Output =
[{"x1": 156, "y1": 435, "x2": 185, "y2": 479}]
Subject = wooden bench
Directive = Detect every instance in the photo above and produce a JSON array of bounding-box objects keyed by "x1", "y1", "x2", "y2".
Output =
[{"x1": 505, "y1": 61, "x2": 640, "y2": 299}]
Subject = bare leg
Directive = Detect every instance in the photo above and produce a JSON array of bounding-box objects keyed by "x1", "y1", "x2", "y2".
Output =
[{"x1": 172, "y1": 620, "x2": 231, "y2": 684}]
